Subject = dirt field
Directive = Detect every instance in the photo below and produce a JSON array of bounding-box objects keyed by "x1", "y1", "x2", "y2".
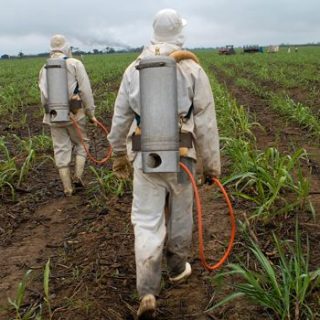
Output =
[{"x1": 0, "y1": 104, "x2": 246, "y2": 320}]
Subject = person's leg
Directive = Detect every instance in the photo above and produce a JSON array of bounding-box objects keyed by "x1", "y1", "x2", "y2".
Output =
[
  {"x1": 50, "y1": 126, "x2": 73, "y2": 195},
  {"x1": 132, "y1": 168, "x2": 167, "y2": 298},
  {"x1": 166, "y1": 164, "x2": 194, "y2": 279},
  {"x1": 68, "y1": 118, "x2": 89, "y2": 187}
]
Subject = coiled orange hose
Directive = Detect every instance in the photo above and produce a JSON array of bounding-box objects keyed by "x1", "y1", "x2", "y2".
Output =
[
  {"x1": 179, "y1": 162, "x2": 236, "y2": 271},
  {"x1": 71, "y1": 116, "x2": 112, "y2": 165}
]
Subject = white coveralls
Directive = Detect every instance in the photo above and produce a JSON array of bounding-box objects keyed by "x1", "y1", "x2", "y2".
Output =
[
  {"x1": 108, "y1": 42, "x2": 220, "y2": 298},
  {"x1": 38, "y1": 52, "x2": 95, "y2": 168}
]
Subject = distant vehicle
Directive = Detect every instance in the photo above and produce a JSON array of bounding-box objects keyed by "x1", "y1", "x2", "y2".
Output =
[
  {"x1": 267, "y1": 45, "x2": 279, "y2": 53},
  {"x1": 243, "y1": 45, "x2": 263, "y2": 53},
  {"x1": 218, "y1": 45, "x2": 236, "y2": 55}
]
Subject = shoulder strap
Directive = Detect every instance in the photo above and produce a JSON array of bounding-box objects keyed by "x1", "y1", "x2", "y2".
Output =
[
  {"x1": 64, "y1": 56, "x2": 80, "y2": 94},
  {"x1": 185, "y1": 103, "x2": 194, "y2": 120}
]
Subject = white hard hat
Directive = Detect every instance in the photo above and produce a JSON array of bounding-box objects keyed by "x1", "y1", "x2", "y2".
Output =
[
  {"x1": 152, "y1": 9, "x2": 187, "y2": 44},
  {"x1": 50, "y1": 34, "x2": 71, "y2": 56}
]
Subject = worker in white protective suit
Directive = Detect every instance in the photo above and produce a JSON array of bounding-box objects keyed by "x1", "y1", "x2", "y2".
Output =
[
  {"x1": 108, "y1": 9, "x2": 220, "y2": 319},
  {"x1": 39, "y1": 34, "x2": 97, "y2": 196}
]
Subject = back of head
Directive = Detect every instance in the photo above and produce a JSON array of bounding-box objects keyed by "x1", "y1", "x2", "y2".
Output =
[
  {"x1": 152, "y1": 8, "x2": 187, "y2": 46},
  {"x1": 50, "y1": 34, "x2": 71, "y2": 57}
]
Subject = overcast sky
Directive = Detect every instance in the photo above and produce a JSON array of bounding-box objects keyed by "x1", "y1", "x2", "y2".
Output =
[{"x1": 1, "y1": 0, "x2": 319, "y2": 55}]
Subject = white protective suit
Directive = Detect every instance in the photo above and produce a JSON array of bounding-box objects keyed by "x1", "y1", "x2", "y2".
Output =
[
  {"x1": 108, "y1": 35, "x2": 220, "y2": 299},
  {"x1": 39, "y1": 51, "x2": 95, "y2": 168}
]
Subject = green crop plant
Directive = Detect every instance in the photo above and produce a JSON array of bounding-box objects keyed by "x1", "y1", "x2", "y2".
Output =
[
  {"x1": 196, "y1": 53, "x2": 312, "y2": 221},
  {"x1": 43, "y1": 259, "x2": 52, "y2": 318},
  {"x1": 12, "y1": 133, "x2": 52, "y2": 155},
  {"x1": 7, "y1": 270, "x2": 42, "y2": 320},
  {"x1": 6, "y1": 259, "x2": 53, "y2": 320},
  {"x1": 29, "y1": 134, "x2": 52, "y2": 153},
  {"x1": 15, "y1": 139, "x2": 36, "y2": 188},
  {"x1": 203, "y1": 68, "x2": 257, "y2": 142},
  {"x1": 270, "y1": 95, "x2": 320, "y2": 138},
  {"x1": 17, "y1": 150, "x2": 35, "y2": 188},
  {"x1": 89, "y1": 166, "x2": 132, "y2": 198},
  {"x1": 0, "y1": 85, "x2": 23, "y2": 115},
  {"x1": 0, "y1": 137, "x2": 36, "y2": 198},
  {"x1": 207, "y1": 225, "x2": 320, "y2": 319},
  {"x1": 0, "y1": 137, "x2": 18, "y2": 199},
  {"x1": 224, "y1": 145, "x2": 310, "y2": 220}
]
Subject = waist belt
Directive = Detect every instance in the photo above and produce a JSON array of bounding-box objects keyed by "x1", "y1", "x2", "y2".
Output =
[{"x1": 132, "y1": 132, "x2": 193, "y2": 151}]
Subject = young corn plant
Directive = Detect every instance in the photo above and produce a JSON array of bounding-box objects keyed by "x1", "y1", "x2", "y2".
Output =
[
  {"x1": 43, "y1": 259, "x2": 52, "y2": 318},
  {"x1": 0, "y1": 85, "x2": 23, "y2": 118},
  {"x1": 0, "y1": 137, "x2": 36, "y2": 198},
  {"x1": 89, "y1": 166, "x2": 132, "y2": 198},
  {"x1": 30, "y1": 134, "x2": 52, "y2": 153},
  {"x1": 207, "y1": 225, "x2": 320, "y2": 320},
  {"x1": 6, "y1": 259, "x2": 53, "y2": 320},
  {"x1": 224, "y1": 143, "x2": 310, "y2": 220},
  {"x1": 0, "y1": 137, "x2": 18, "y2": 199},
  {"x1": 270, "y1": 95, "x2": 320, "y2": 138},
  {"x1": 8, "y1": 270, "x2": 32, "y2": 320},
  {"x1": 7, "y1": 270, "x2": 43, "y2": 320},
  {"x1": 15, "y1": 139, "x2": 36, "y2": 188}
]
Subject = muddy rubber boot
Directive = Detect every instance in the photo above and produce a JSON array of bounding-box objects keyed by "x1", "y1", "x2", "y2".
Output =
[
  {"x1": 137, "y1": 294, "x2": 156, "y2": 320},
  {"x1": 58, "y1": 167, "x2": 73, "y2": 197},
  {"x1": 73, "y1": 155, "x2": 86, "y2": 190},
  {"x1": 169, "y1": 262, "x2": 192, "y2": 283}
]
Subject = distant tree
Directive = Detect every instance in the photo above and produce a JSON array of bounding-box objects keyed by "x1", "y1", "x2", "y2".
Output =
[
  {"x1": 18, "y1": 51, "x2": 24, "y2": 58},
  {"x1": 105, "y1": 47, "x2": 115, "y2": 54},
  {"x1": 1, "y1": 54, "x2": 9, "y2": 59},
  {"x1": 37, "y1": 52, "x2": 49, "y2": 57},
  {"x1": 71, "y1": 46, "x2": 80, "y2": 52}
]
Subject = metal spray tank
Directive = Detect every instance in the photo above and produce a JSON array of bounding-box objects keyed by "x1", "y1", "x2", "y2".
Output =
[
  {"x1": 45, "y1": 58, "x2": 70, "y2": 122},
  {"x1": 136, "y1": 55, "x2": 179, "y2": 173}
]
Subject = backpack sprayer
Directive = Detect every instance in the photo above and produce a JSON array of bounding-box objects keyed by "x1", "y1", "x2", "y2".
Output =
[{"x1": 45, "y1": 57, "x2": 112, "y2": 164}]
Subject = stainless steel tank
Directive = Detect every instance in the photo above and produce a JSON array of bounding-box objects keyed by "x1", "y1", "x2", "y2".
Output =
[
  {"x1": 137, "y1": 56, "x2": 179, "y2": 173},
  {"x1": 45, "y1": 58, "x2": 70, "y2": 122}
]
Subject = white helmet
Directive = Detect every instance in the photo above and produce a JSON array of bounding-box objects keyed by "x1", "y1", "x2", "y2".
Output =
[
  {"x1": 152, "y1": 9, "x2": 187, "y2": 45},
  {"x1": 50, "y1": 34, "x2": 71, "y2": 56}
]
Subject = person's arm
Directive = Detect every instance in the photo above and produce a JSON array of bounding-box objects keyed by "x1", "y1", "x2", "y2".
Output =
[
  {"x1": 75, "y1": 61, "x2": 96, "y2": 120},
  {"x1": 193, "y1": 67, "x2": 221, "y2": 178},
  {"x1": 108, "y1": 71, "x2": 135, "y2": 155},
  {"x1": 38, "y1": 66, "x2": 47, "y2": 106},
  {"x1": 107, "y1": 70, "x2": 136, "y2": 179}
]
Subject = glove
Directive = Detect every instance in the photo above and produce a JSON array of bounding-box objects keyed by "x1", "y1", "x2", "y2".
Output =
[
  {"x1": 112, "y1": 154, "x2": 132, "y2": 180},
  {"x1": 85, "y1": 109, "x2": 97, "y2": 126},
  {"x1": 203, "y1": 169, "x2": 220, "y2": 185},
  {"x1": 89, "y1": 115, "x2": 98, "y2": 126},
  {"x1": 196, "y1": 166, "x2": 220, "y2": 186}
]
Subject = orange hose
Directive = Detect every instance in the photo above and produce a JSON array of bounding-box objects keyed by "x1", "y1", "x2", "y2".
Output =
[
  {"x1": 71, "y1": 116, "x2": 112, "y2": 165},
  {"x1": 179, "y1": 162, "x2": 236, "y2": 271}
]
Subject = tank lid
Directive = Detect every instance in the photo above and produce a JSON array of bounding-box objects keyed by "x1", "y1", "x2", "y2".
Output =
[{"x1": 136, "y1": 56, "x2": 176, "y2": 70}]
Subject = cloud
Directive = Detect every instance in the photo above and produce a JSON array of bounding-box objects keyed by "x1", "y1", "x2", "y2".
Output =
[{"x1": 0, "y1": 0, "x2": 319, "y2": 55}]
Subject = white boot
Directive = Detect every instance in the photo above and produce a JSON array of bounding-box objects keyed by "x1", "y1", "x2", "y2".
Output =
[
  {"x1": 169, "y1": 262, "x2": 192, "y2": 283},
  {"x1": 58, "y1": 167, "x2": 73, "y2": 196},
  {"x1": 137, "y1": 294, "x2": 156, "y2": 319},
  {"x1": 73, "y1": 155, "x2": 86, "y2": 188}
]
